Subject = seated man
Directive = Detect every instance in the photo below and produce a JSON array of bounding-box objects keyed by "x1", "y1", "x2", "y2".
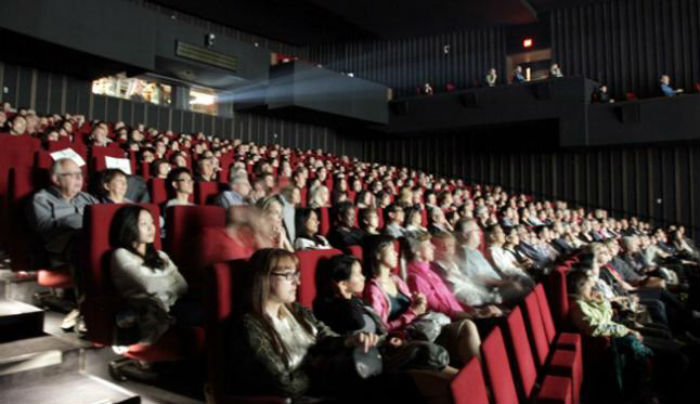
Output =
[
  {"x1": 5, "y1": 114, "x2": 27, "y2": 136},
  {"x1": 165, "y1": 167, "x2": 194, "y2": 207},
  {"x1": 214, "y1": 169, "x2": 251, "y2": 209},
  {"x1": 28, "y1": 158, "x2": 98, "y2": 268},
  {"x1": 660, "y1": 74, "x2": 683, "y2": 97},
  {"x1": 382, "y1": 203, "x2": 406, "y2": 238},
  {"x1": 327, "y1": 201, "x2": 365, "y2": 250}
]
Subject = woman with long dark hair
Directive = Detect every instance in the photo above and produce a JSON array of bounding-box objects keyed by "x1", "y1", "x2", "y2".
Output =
[
  {"x1": 294, "y1": 208, "x2": 331, "y2": 250},
  {"x1": 109, "y1": 205, "x2": 196, "y2": 345}
]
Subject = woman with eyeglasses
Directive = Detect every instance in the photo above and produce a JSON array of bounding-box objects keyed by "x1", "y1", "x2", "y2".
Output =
[{"x1": 229, "y1": 248, "x2": 387, "y2": 399}]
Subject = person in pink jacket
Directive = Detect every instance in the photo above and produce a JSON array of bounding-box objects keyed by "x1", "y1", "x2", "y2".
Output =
[{"x1": 363, "y1": 235, "x2": 481, "y2": 364}]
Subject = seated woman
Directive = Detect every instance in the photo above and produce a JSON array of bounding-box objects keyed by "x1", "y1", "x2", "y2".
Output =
[
  {"x1": 314, "y1": 254, "x2": 457, "y2": 403},
  {"x1": 150, "y1": 159, "x2": 171, "y2": 180},
  {"x1": 229, "y1": 248, "x2": 384, "y2": 399},
  {"x1": 568, "y1": 269, "x2": 689, "y2": 401},
  {"x1": 109, "y1": 206, "x2": 200, "y2": 347},
  {"x1": 294, "y1": 208, "x2": 331, "y2": 250},
  {"x1": 486, "y1": 225, "x2": 536, "y2": 288},
  {"x1": 363, "y1": 235, "x2": 481, "y2": 365},
  {"x1": 99, "y1": 169, "x2": 131, "y2": 204},
  {"x1": 404, "y1": 207, "x2": 427, "y2": 238},
  {"x1": 257, "y1": 195, "x2": 294, "y2": 252}
]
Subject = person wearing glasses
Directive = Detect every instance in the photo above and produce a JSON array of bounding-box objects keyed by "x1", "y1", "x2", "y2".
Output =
[
  {"x1": 229, "y1": 248, "x2": 383, "y2": 399},
  {"x1": 164, "y1": 167, "x2": 194, "y2": 208},
  {"x1": 28, "y1": 158, "x2": 97, "y2": 268}
]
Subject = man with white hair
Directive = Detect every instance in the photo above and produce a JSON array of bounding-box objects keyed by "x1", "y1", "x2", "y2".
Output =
[
  {"x1": 28, "y1": 158, "x2": 98, "y2": 267},
  {"x1": 214, "y1": 168, "x2": 251, "y2": 209}
]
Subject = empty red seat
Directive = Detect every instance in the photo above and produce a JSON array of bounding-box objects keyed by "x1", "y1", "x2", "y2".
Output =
[
  {"x1": 195, "y1": 182, "x2": 220, "y2": 205},
  {"x1": 347, "y1": 245, "x2": 363, "y2": 262},
  {"x1": 148, "y1": 178, "x2": 168, "y2": 206},
  {"x1": 6, "y1": 167, "x2": 49, "y2": 272},
  {"x1": 450, "y1": 357, "x2": 490, "y2": 404},
  {"x1": 295, "y1": 249, "x2": 342, "y2": 308},
  {"x1": 165, "y1": 205, "x2": 226, "y2": 286},
  {"x1": 534, "y1": 284, "x2": 582, "y2": 355},
  {"x1": 524, "y1": 292, "x2": 581, "y2": 403},
  {"x1": 483, "y1": 327, "x2": 572, "y2": 404},
  {"x1": 505, "y1": 307, "x2": 572, "y2": 404}
]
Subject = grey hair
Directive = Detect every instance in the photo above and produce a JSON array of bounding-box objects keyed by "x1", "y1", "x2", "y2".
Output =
[
  {"x1": 229, "y1": 169, "x2": 249, "y2": 186},
  {"x1": 50, "y1": 158, "x2": 75, "y2": 177}
]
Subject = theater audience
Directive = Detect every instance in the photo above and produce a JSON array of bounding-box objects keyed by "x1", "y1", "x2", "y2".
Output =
[
  {"x1": 151, "y1": 159, "x2": 171, "y2": 179},
  {"x1": 6, "y1": 114, "x2": 27, "y2": 135},
  {"x1": 294, "y1": 208, "x2": 331, "y2": 250},
  {"x1": 165, "y1": 167, "x2": 194, "y2": 207},
  {"x1": 358, "y1": 207, "x2": 380, "y2": 236},
  {"x1": 486, "y1": 225, "x2": 536, "y2": 287},
  {"x1": 194, "y1": 157, "x2": 216, "y2": 182},
  {"x1": 28, "y1": 158, "x2": 98, "y2": 268},
  {"x1": 363, "y1": 236, "x2": 482, "y2": 365}
]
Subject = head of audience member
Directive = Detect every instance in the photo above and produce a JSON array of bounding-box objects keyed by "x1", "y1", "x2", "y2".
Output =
[
  {"x1": 384, "y1": 204, "x2": 405, "y2": 226},
  {"x1": 621, "y1": 236, "x2": 640, "y2": 255},
  {"x1": 404, "y1": 207, "x2": 423, "y2": 229},
  {"x1": 488, "y1": 67, "x2": 497, "y2": 76},
  {"x1": 317, "y1": 254, "x2": 364, "y2": 300},
  {"x1": 515, "y1": 65, "x2": 523, "y2": 74},
  {"x1": 257, "y1": 195, "x2": 285, "y2": 240},
  {"x1": 8, "y1": 114, "x2": 27, "y2": 136},
  {"x1": 487, "y1": 225, "x2": 506, "y2": 247},
  {"x1": 100, "y1": 169, "x2": 129, "y2": 203},
  {"x1": 167, "y1": 167, "x2": 194, "y2": 200},
  {"x1": 50, "y1": 158, "x2": 84, "y2": 200},
  {"x1": 428, "y1": 206, "x2": 447, "y2": 228},
  {"x1": 660, "y1": 74, "x2": 671, "y2": 85},
  {"x1": 295, "y1": 208, "x2": 321, "y2": 240},
  {"x1": 196, "y1": 157, "x2": 215, "y2": 182},
  {"x1": 280, "y1": 186, "x2": 301, "y2": 207},
  {"x1": 140, "y1": 149, "x2": 155, "y2": 164},
  {"x1": 170, "y1": 152, "x2": 188, "y2": 168},
  {"x1": 244, "y1": 248, "x2": 302, "y2": 320},
  {"x1": 110, "y1": 205, "x2": 165, "y2": 269},
  {"x1": 407, "y1": 232, "x2": 435, "y2": 264},
  {"x1": 432, "y1": 231, "x2": 457, "y2": 264},
  {"x1": 334, "y1": 201, "x2": 356, "y2": 229},
  {"x1": 90, "y1": 124, "x2": 109, "y2": 147},
  {"x1": 567, "y1": 267, "x2": 596, "y2": 300},
  {"x1": 455, "y1": 218, "x2": 481, "y2": 249},
  {"x1": 151, "y1": 159, "x2": 171, "y2": 179},
  {"x1": 356, "y1": 190, "x2": 375, "y2": 209},
  {"x1": 365, "y1": 235, "x2": 398, "y2": 279},
  {"x1": 229, "y1": 169, "x2": 251, "y2": 198},
  {"x1": 309, "y1": 184, "x2": 330, "y2": 209},
  {"x1": 359, "y1": 207, "x2": 379, "y2": 234}
]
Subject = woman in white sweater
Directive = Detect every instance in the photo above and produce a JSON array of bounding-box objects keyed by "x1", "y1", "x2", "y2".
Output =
[{"x1": 110, "y1": 205, "x2": 193, "y2": 345}]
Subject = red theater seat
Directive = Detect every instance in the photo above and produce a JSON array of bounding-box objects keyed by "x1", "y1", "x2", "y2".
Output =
[
  {"x1": 450, "y1": 357, "x2": 489, "y2": 404},
  {"x1": 505, "y1": 307, "x2": 572, "y2": 404},
  {"x1": 148, "y1": 178, "x2": 168, "y2": 206},
  {"x1": 165, "y1": 205, "x2": 226, "y2": 286},
  {"x1": 195, "y1": 182, "x2": 220, "y2": 205},
  {"x1": 347, "y1": 245, "x2": 363, "y2": 262},
  {"x1": 295, "y1": 249, "x2": 342, "y2": 309},
  {"x1": 318, "y1": 207, "x2": 330, "y2": 236}
]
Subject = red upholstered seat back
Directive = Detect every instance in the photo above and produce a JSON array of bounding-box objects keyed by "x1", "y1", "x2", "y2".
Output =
[
  {"x1": 450, "y1": 357, "x2": 490, "y2": 404},
  {"x1": 376, "y1": 208, "x2": 384, "y2": 230},
  {"x1": 195, "y1": 181, "x2": 220, "y2": 205},
  {"x1": 148, "y1": 178, "x2": 168, "y2": 206},
  {"x1": 165, "y1": 205, "x2": 226, "y2": 282},
  {"x1": 549, "y1": 266, "x2": 570, "y2": 327},
  {"x1": 295, "y1": 248, "x2": 342, "y2": 308},
  {"x1": 420, "y1": 209, "x2": 428, "y2": 227},
  {"x1": 348, "y1": 245, "x2": 363, "y2": 262},
  {"x1": 482, "y1": 327, "x2": 520, "y2": 404},
  {"x1": 535, "y1": 284, "x2": 557, "y2": 343},
  {"x1": 524, "y1": 292, "x2": 550, "y2": 367},
  {"x1": 506, "y1": 307, "x2": 538, "y2": 399},
  {"x1": 7, "y1": 167, "x2": 50, "y2": 271},
  {"x1": 318, "y1": 207, "x2": 330, "y2": 236}
]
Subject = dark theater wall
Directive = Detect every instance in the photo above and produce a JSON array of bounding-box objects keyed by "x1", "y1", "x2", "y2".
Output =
[
  {"x1": 551, "y1": 0, "x2": 700, "y2": 99},
  {"x1": 365, "y1": 130, "x2": 700, "y2": 241},
  {"x1": 0, "y1": 61, "x2": 362, "y2": 158},
  {"x1": 308, "y1": 28, "x2": 506, "y2": 97}
]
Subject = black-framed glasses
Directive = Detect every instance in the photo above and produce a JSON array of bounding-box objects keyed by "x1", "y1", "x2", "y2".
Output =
[{"x1": 270, "y1": 272, "x2": 301, "y2": 282}]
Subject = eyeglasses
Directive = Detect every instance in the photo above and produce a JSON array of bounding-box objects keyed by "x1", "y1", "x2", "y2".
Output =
[
  {"x1": 59, "y1": 172, "x2": 83, "y2": 179},
  {"x1": 270, "y1": 272, "x2": 301, "y2": 282}
]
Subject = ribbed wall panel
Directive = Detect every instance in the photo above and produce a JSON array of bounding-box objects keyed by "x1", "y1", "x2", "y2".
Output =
[{"x1": 551, "y1": 0, "x2": 700, "y2": 98}]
